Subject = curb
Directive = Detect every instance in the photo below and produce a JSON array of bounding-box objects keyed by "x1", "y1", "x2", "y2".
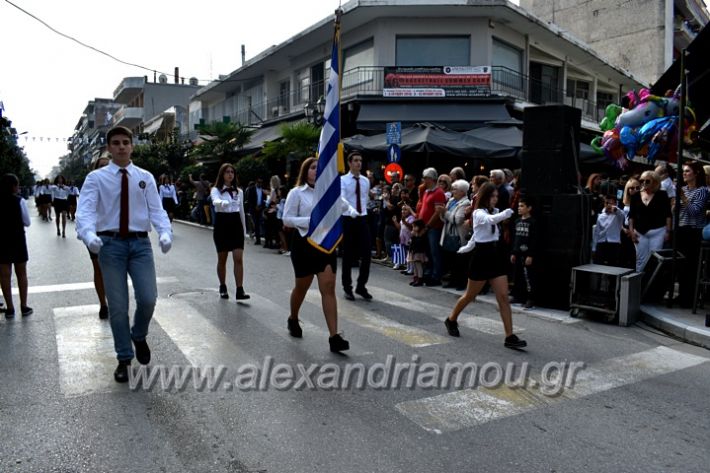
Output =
[
  {"x1": 174, "y1": 219, "x2": 212, "y2": 231},
  {"x1": 640, "y1": 305, "x2": 710, "y2": 350}
]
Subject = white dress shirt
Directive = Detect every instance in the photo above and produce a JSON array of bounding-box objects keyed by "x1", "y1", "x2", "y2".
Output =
[
  {"x1": 472, "y1": 208, "x2": 514, "y2": 243},
  {"x1": 592, "y1": 208, "x2": 625, "y2": 251},
  {"x1": 159, "y1": 184, "x2": 179, "y2": 204},
  {"x1": 76, "y1": 161, "x2": 171, "y2": 243},
  {"x1": 70, "y1": 186, "x2": 80, "y2": 197},
  {"x1": 210, "y1": 186, "x2": 247, "y2": 234},
  {"x1": 20, "y1": 198, "x2": 31, "y2": 227},
  {"x1": 51, "y1": 185, "x2": 70, "y2": 200},
  {"x1": 283, "y1": 184, "x2": 358, "y2": 236},
  {"x1": 341, "y1": 172, "x2": 370, "y2": 217}
]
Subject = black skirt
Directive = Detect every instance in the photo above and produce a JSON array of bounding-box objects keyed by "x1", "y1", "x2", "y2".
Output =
[
  {"x1": 67, "y1": 194, "x2": 77, "y2": 206},
  {"x1": 213, "y1": 212, "x2": 245, "y2": 252},
  {"x1": 162, "y1": 198, "x2": 176, "y2": 214},
  {"x1": 53, "y1": 198, "x2": 68, "y2": 213},
  {"x1": 290, "y1": 231, "x2": 337, "y2": 278},
  {"x1": 0, "y1": 232, "x2": 28, "y2": 264},
  {"x1": 467, "y1": 241, "x2": 509, "y2": 281},
  {"x1": 38, "y1": 194, "x2": 51, "y2": 205}
]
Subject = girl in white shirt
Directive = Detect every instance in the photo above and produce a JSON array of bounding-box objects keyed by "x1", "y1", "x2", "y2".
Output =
[
  {"x1": 159, "y1": 175, "x2": 179, "y2": 222},
  {"x1": 282, "y1": 157, "x2": 353, "y2": 352},
  {"x1": 444, "y1": 182, "x2": 527, "y2": 349},
  {"x1": 51, "y1": 175, "x2": 70, "y2": 238},
  {"x1": 210, "y1": 163, "x2": 249, "y2": 301}
]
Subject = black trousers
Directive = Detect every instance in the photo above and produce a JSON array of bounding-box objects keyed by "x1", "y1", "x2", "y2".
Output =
[
  {"x1": 677, "y1": 226, "x2": 702, "y2": 307},
  {"x1": 342, "y1": 217, "x2": 371, "y2": 291},
  {"x1": 511, "y1": 252, "x2": 536, "y2": 302}
]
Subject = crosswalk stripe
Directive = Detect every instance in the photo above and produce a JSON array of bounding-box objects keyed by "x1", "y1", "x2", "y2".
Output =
[
  {"x1": 244, "y1": 293, "x2": 373, "y2": 358},
  {"x1": 305, "y1": 290, "x2": 451, "y2": 348},
  {"x1": 395, "y1": 346, "x2": 708, "y2": 434},
  {"x1": 364, "y1": 286, "x2": 520, "y2": 335},
  {"x1": 19, "y1": 276, "x2": 179, "y2": 295},
  {"x1": 153, "y1": 298, "x2": 257, "y2": 368},
  {"x1": 53, "y1": 304, "x2": 121, "y2": 398}
]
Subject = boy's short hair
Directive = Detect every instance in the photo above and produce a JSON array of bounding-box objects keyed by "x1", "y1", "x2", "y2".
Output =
[
  {"x1": 347, "y1": 151, "x2": 362, "y2": 163},
  {"x1": 518, "y1": 195, "x2": 534, "y2": 208},
  {"x1": 604, "y1": 194, "x2": 618, "y2": 202},
  {"x1": 107, "y1": 126, "x2": 133, "y2": 143}
]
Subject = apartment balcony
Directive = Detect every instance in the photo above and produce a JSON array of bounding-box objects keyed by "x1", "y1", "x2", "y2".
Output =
[
  {"x1": 235, "y1": 66, "x2": 609, "y2": 127},
  {"x1": 113, "y1": 106, "x2": 143, "y2": 129},
  {"x1": 113, "y1": 77, "x2": 146, "y2": 104}
]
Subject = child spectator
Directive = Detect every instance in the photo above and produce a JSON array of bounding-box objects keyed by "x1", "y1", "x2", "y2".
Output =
[
  {"x1": 407, "y1": 219, "x2": 428, "y2": 286},
  {"x1": 510, "y1": 196, "x2": 538, "y2": 309},
  {"x1": 393, "y1": 204, "x2": 415, "y2": 273},
  {"x1": 592, "y1": 195, "x2": 625, "y2": 267}
]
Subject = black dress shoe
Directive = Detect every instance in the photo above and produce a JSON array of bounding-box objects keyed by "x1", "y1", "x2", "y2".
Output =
[
  {"x1": 235, "y1": 287, "x2": 250, "y2": 300},
  {"x1": 99, "y1": 305, "x2": 109, "y2": 320},
  {"x1": 287, "y1": 317, "x2": 303, "y2": 338},
  {"x1": 504, "y1": 334, "x2": 527, "y2": 349},
  {"x1": 355, "y1": 287, "x2": 373, "y2": 300},
  {"x1": 425, "y1": 279, "x2": 442, "y2": 287},
  {"x1": 343, "y1": 289, "x2": 355, "y2": 301},
  {"x1": 219, "y1": 284, "x2": 229, "y2": 299},
  {"x1": 20, "y1": 306, "x2": 33, "y2": 317},
  {"x1": 444, "y1": 318, "x2": 460, "y2": 337},
  {"x1": 329, "y1": 333, "x2": 350, "y2": 352},
  {"x1": 114, "y1": 360, "x2": 131, "y2": 383},
  {"x1": 4, "y1": 308, "x2": 15, "y2": 319},
  {"x1": 132, "y1": 338, "x2": 151, "y2": 365}
]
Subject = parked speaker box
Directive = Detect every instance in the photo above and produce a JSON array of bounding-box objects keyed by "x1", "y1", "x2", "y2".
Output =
[
  {"x1": 520, "y1": 148, "x2": 581, "y2": 194},
  {"x1": 523, "y1": 105, "x2": 581, "y2": 150}
]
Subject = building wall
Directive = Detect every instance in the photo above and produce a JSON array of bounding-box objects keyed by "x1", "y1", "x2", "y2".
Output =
[
  {"x1": 143, "y1": 83, "x2": 200, "y2": 122},
  {"x1": 520, "y1": 0, "x2": 667, "y2": 84}
]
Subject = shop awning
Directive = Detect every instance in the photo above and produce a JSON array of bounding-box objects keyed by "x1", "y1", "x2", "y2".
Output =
[{"x1": 355, "y1": 101, "x2": 511, "y2": 132}]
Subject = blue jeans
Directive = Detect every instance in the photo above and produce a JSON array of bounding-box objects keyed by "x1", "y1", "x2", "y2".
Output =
[
  {"x1": 427, "y1": 227, "x2": 443, "y2": 281},
  {"x1": 98, "y1": 236, "x2": 158, "y2": 361}
]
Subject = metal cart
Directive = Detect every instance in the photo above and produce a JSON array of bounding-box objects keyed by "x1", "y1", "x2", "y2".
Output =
[{"x1": 569, "y1": 264, "x2": 643, "y2": 325}]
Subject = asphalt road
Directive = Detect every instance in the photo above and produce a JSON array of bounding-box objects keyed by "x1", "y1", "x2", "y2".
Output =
[{"x1": 1, "y1": 208, "x2": 709, "y2": 473}]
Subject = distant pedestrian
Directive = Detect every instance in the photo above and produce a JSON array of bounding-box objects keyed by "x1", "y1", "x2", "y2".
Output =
[
  {"x1": 52, "y1": 175, "x2": 70, "y2": 237},
  {"x1": 210, "y1": 163, "x2": 250, "y2": 301},
  {"x1": 282, "y1": 157, "x2": 356, "y2": 352},
  {"x1": 76, "y1": 126, "x2": 173, "y2": 383},
  {"x1": 0, "y1": 173, "x2": 33, "y2": 319},
  {"x1": 246, "y1": 177, "x2": 266, "y2": 245},
  {"x1": 159, "y1": 175, "x2": 179, "y2": 222}
]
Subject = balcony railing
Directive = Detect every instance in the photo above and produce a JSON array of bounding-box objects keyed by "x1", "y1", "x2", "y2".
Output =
[{"x1": 227, "y1": 65, "x2": 610, "y2": 126}]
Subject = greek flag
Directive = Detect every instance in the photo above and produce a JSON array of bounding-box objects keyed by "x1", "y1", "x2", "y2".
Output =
[{"x1": 307, "y1": 11, "x2": 344, "y2": 254}]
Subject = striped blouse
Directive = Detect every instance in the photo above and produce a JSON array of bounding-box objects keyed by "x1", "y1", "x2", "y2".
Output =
[{"x1": 679, "y1": 186, "x2": 709, "y2": 229}]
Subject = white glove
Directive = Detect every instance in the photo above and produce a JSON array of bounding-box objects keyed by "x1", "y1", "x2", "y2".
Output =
[
  {"x1": 159, "y1": 232, "x2": 172, "y2": 254},
  {"x1": 86, "y1": 232, "x2": 103, "y2": 254},
  {"x1": 457, "y1": 238, "x2": 475, "y2": 254}
]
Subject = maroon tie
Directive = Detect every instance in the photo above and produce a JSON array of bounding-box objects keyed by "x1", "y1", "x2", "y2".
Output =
[
  {"x1": 119, "y1": 169, "x2": 129, "y2": 237},
  {"x1": 355, "y1": 176, "x2": 362, "y2": 214}
]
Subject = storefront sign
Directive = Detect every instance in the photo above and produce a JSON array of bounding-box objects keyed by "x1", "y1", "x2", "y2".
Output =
[{"x1": 383, "y1": 66, "x2": 491, "y2": 97}]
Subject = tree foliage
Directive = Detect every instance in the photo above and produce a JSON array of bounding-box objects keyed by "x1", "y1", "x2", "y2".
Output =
[
  {"x1": 189, "y1": 121, "x2": 255, "y2": 165},
  {"x1": 0, "y1": 116, "x2": 35, "y2": 187},
  {"x1": 234, "y1": 155, "x2": 269, "y2": 185}
]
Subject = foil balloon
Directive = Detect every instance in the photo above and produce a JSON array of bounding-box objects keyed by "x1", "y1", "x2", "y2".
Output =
[{"x1": 619, "y1": 126, "x2": 638, "y2": 158}]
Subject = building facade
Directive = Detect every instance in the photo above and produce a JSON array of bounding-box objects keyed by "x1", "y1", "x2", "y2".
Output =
[{"x1": 520, "y1": 0, "x2": 710, "y2": 86}]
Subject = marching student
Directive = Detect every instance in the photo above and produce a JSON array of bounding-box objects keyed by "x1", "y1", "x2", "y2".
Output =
[
  {"x1": 210, "y1": 163, "x2": 250, "y2": 301},
  {"x1": 67, "y1": 180, "x2": 79, "y2": 221},
  {"x1": 282, "y1": 157, "x2": 357, "y2": 352},
  {"x1": 340, "y1": 151, "x2": 373, "y2": 300},
  {"x1": 76, "y1": 126, "x2": 173, "y2": 383},
  {"x1": 159, "y1": 175, "x2": 179, "y2": 223},
  {"x1": 0, "y1": 173, "x2": 33, "y2": 319},
  {"x1": 444, "y1": 182, "x2": 527, "y2": 349},
  {"x1": 51, "y1": 175, "x2": 70, "y2": 237},
  {"x1": 37, "y1": 179, "x2": 53, "y2": 221}
]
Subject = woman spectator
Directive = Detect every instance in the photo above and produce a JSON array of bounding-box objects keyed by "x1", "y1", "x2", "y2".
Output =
[
  {"x1": 438, "y1": 179, "x2": 471, "y2": 290},
  {"x1": 275, "y1": 185, "x2": 290, "y2": 255},
  {"x1": 619, "y1": 177, "x2": 641, "y2": 269},
  {"x1": 51, "y1": 175, "x2": 70, "y2": 238},
  {"x1": 210, "y1": 163, "x2": 250, "y2": 301},
  {"x1": 628, "y1": 171, "x2": 672, "y2": 273},
  {"x1": 676, "y1": 162, "x2": 709, "y2": 308},
  {"x1": 0, "y1": 173, "x2": 32, "y2": 318},
  {"x1": 449, "y1": 167, "x2": 466, "y2": 182},
  {"x1": 437, "y1": 174, "x2": 452, "y2": 200},
  {"x1": 443, "y1": 182, "x2": 526, "y2": 349},
  {"x1": 282, "y1": 157, "x2": 355, "y2": 352},
  {"x1": 159, "y1": 175, "x2": 179, "y2": 223}
]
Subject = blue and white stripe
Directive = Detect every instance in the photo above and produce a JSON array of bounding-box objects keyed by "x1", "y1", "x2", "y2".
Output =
[{"x1": 307, "y1": 21, "x2": 342, "y2": 254}]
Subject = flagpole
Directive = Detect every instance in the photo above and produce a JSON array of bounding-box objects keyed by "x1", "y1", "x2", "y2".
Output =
[{"x1": 336, "y1": 7, "x2": 345, "y2": 175}]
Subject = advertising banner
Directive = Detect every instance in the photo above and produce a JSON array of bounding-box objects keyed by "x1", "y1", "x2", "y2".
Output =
[{"x1": 383, "y1": 66, "x2": 491, "y2": 97}]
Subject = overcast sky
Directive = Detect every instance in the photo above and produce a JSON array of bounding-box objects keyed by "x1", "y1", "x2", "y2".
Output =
[
  {"x1": 1, "y1": 0, "x2": 707, "y2": 177},
  {"x1": 0, "y1": 0, "x2": 344, "y2": 177}
]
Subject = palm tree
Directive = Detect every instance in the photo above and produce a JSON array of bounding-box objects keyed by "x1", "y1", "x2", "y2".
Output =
[
  {"x1": 190, "y1": 121, "x2": 255, "y2": 165},
  {"x1": 261, "y1": 121, "x2": 321, "y2": 180}
]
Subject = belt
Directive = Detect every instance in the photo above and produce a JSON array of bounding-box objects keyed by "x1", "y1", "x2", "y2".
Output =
[{"x1": 97, "y1": 231, "x2": 148, "y2": 239}]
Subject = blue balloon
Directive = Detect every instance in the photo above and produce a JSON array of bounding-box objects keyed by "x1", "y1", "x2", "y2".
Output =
[{"x1": 619, "y1": 126, "x2": 637, "y2": 158}]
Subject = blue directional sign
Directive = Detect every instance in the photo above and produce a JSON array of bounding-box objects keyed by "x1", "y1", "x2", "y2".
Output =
[
  {"x1": 388, "y1": 144, "x2": 401, "y2": 163},
  {"x1": 386, "y1": 121, "x2": 401, "y2": 145}
]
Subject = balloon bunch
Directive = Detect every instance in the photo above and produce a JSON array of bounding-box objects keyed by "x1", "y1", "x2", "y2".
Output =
[{"x1": 592, "y1": 87, "x2": 697, "y2": 169}]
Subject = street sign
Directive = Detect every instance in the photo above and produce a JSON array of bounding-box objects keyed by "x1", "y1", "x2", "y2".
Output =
[
  {"x1": 387, "y1": 144, "x2": 401, "y2": 163},
  {"x1": 386, "y1": 121, "x2": 401, "y2": 145},
  {"x1": 384, "y1": 163, "x2": 404, "y2": 184}
]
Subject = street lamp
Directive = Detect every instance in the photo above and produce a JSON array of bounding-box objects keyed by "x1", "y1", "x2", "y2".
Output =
[{"x1": 304, "y1": 95, "x2": 326, "y2": 126}]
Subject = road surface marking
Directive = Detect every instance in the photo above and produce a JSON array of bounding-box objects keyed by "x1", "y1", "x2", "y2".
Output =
[
  {"x1": 305, "y1": 290, "x2": 450, "y2": 348},
  {"x1": 19, "y1": 276, "x2": 178, "y2": 295},
  {"x1": 395, "y1": 346, "x2": 708, "y2": 434}
]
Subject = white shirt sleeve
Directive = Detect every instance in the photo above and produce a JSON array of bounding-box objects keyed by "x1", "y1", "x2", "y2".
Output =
[
  {"x1": 283, "y1": 188, "x2": 310, "y2": 233},
  {"x1": 20, "y1": 198, "x2": 31, "y2": 227},
  {"x1": 75, "y1": 173, "x2": 99, "y2": 242}
]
